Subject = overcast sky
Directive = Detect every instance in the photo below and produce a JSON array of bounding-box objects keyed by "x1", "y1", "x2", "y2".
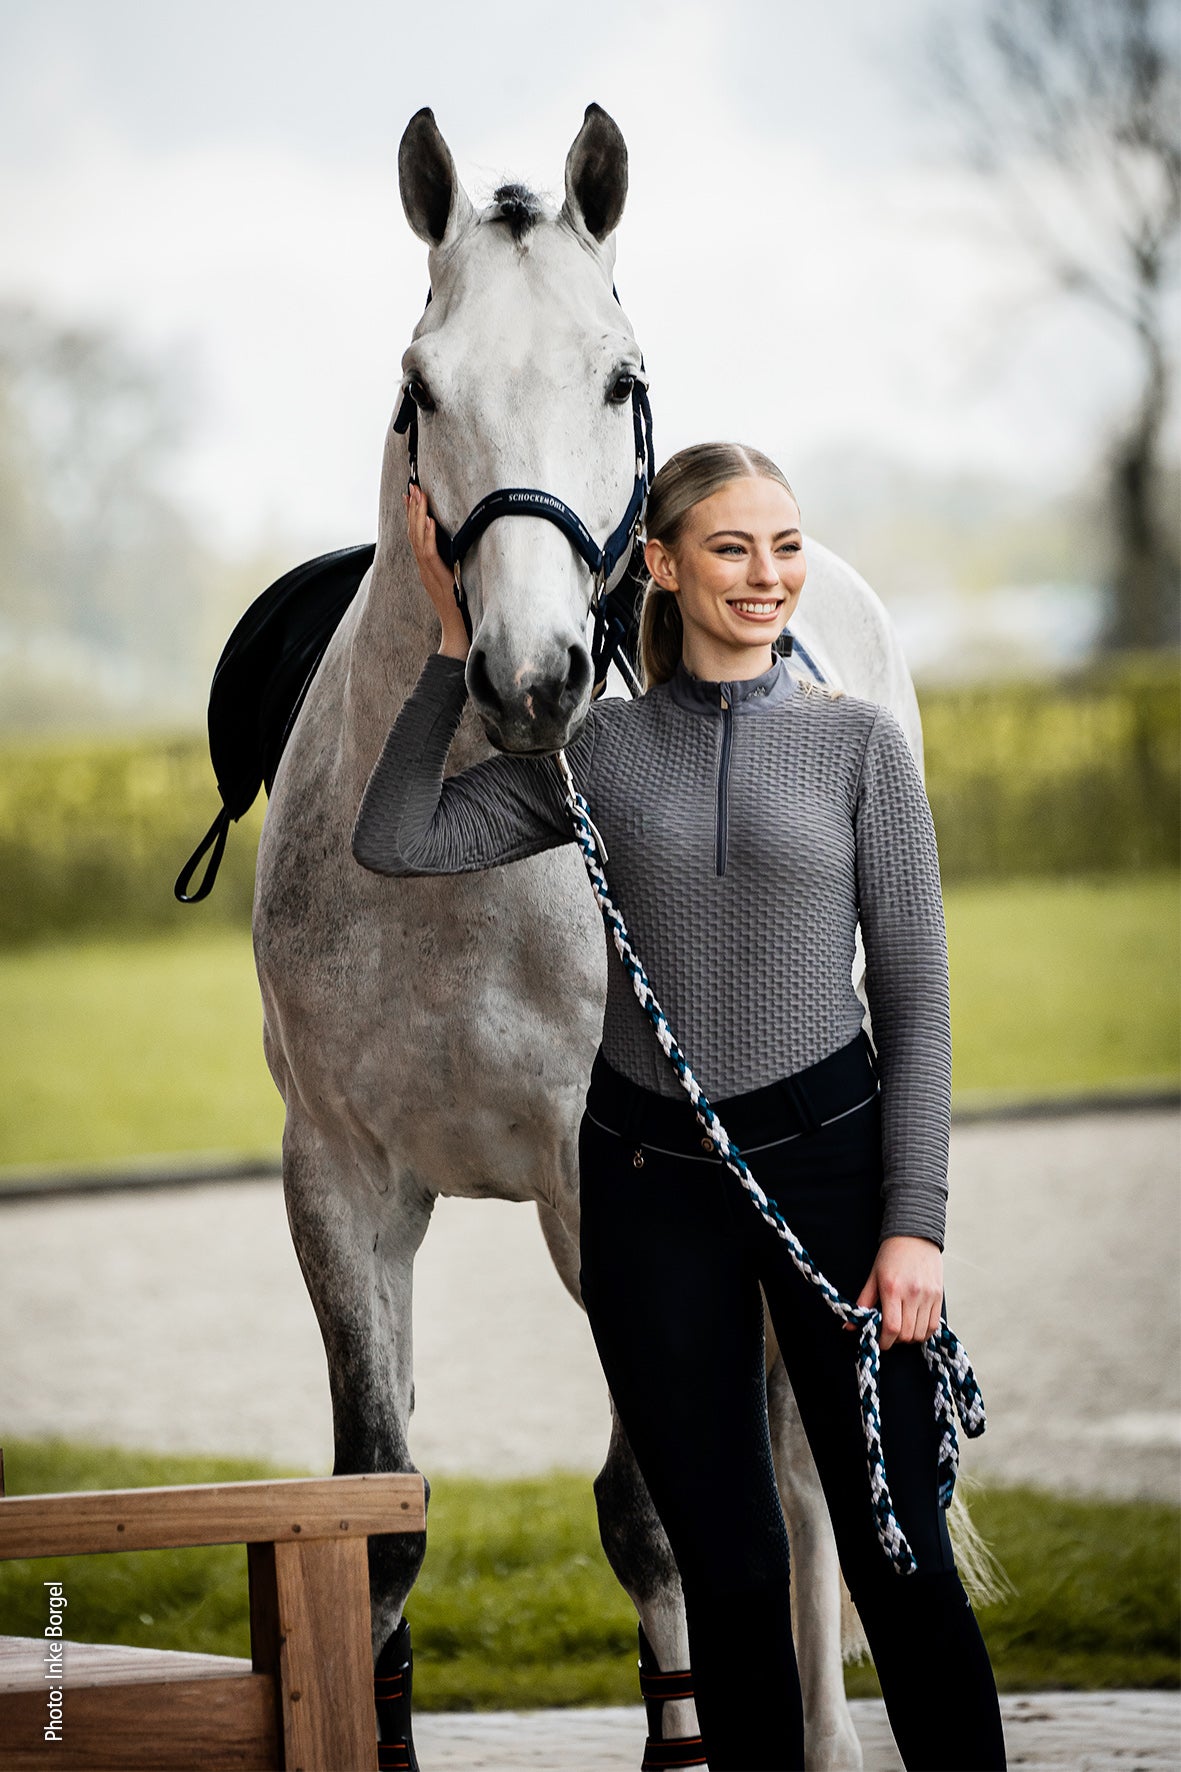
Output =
[{"x1": 0, "y1": 0, "x2": 1166, "y2": 556}]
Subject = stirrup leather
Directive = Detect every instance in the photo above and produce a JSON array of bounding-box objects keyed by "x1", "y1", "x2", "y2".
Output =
[{"x1": 638, "y1": 1624, "x2": 706, "y2": 1770}]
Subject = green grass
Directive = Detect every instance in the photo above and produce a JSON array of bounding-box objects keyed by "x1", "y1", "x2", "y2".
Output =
[
  {"x1": 947, "y1": 871, "x2": 1180, "y2": 1102},
  {"x1": 843, "y1": 1481, "x2": 1181, "y2": 1698},
  {"x1": 1, "y1": 1443, "x2": 1176, "y2": 1704},
  {"x1": 0, "y1": 872, "x2": 1177, "y2": 1172},
  {"x1": 0, "y1": 924, "x2": 283, "y2": 1170}
]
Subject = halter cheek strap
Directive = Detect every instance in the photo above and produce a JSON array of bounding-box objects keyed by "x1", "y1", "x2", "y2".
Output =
[{"x1": 392, "y1": 287, "x2": 655, "y2": 693}]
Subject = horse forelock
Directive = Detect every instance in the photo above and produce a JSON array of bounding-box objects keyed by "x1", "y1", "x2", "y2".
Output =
[{"x1": 486, "y1": 182, "x2": 548, "y2": 242}]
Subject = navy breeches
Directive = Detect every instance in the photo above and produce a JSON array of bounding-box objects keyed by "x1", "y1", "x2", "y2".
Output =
[{"x1": 577, "y1": 1034, "x2": 1005, "y2": 1771}]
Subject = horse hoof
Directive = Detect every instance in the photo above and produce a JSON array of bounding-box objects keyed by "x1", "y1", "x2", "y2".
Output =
[{"x1": 375, "y1": 1615, "x2": 419, "y2": 1772}]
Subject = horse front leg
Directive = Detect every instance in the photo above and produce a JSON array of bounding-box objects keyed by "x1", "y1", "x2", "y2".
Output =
[
  {"x1": 765, "y1": 1338, "x2": 865, "y2": 1772},
  {"x1": 283, "y1": 1120, "x2": 435, "y2": 1769}
]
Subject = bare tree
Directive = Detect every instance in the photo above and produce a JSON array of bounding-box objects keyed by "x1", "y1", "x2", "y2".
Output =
[{"x1": 932, "y1": 0, "x2": 1180, "y2": 649}]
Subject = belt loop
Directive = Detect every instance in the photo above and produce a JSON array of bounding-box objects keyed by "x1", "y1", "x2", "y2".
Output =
[{"x1": 777, "y1": 1072, "x2": 821, "y2": 1136}]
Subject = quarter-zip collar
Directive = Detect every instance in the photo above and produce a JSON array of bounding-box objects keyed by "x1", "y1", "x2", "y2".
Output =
[{"x1": 667, "y1": 652, "x2": 795, "y2": 716}]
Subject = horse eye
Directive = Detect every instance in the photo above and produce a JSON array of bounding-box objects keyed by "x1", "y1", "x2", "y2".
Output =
[
  {"x1": 608, "y1": 372, "x2": 635, "y2": 404},
  {"x1": 408, "y1": 376, "x2": 436, "y2": 413}
]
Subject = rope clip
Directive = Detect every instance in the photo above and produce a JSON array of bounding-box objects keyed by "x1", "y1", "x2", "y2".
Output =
[
  {"x1": 554, "y1": 749, "x2": 576, "y2": 801},
  {"x1": 554, "y1": 749, "x2": 609, "y2": 863}
]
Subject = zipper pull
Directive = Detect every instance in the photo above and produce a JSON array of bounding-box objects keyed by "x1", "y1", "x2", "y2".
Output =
[{"x1": 720, "y1": 691, "x2": 729, "y2": 710}]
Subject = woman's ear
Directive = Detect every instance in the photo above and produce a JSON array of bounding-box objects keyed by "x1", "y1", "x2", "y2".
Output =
[{"x1": 644, "y1": 537, "x2": 678, "y2": 592}]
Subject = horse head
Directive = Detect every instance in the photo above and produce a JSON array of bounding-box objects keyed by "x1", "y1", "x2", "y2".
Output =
[{"x1": 387, "y1": 104, "x2": 642, "y2": 754}]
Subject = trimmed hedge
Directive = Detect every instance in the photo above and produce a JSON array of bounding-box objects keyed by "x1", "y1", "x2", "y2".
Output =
[
  {"x1": 0, "y1": 737, "x2": 262, "y2": 946},
  {"x1": 0, "y1": 656, "x2": 1176, "y2": 946},
  {"x1": 922, "y1": 655, "x2": 1179, "y2": 882}
]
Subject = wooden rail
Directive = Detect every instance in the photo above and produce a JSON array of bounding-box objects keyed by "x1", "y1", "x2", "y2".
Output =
[
  {"x1": 0, "y1": 1472, "x2": 425, "y2": 1558},
  {"x1": 0, "y1": 1470, "x2": 426, "y2": 1770}
]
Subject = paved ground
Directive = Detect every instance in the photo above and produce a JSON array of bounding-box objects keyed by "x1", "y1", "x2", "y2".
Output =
[
  {"x1": 1, "y1": 1110, "x2": 1177, "y2": 1500},
  {"x1": 411, "y1": 1692, "x2": 1181, "y2": 1770}
]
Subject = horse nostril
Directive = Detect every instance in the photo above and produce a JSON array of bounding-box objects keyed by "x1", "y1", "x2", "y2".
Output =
[
  {"x1": 565, "y1": 645, "x2": 593, "y2": 705},
  {"x1": 522, "y1": 648, "x2": 592, "y2": 724},
  {"x1": 467, "y1": 646, "x2": 504, "y2": 717}
]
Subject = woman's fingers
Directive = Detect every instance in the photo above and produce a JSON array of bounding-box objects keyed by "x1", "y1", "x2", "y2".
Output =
[
  {"x1": 882, "y1": 1284, "x2": 939, "y2": 1349},
  {"x1": 879, "y1": 1289, "x2": 904, "y2": 1351},
  {"x1": 406, "y1": 485, "x2": 437, "y2": 565},
  {"x1": 404, "y1": 486, "x2": 458, "y2": 601},
  {"x1": 405, "y1": 486, "x2": 470, "y2": 658},
  {"x1": 851, "y1": 1237, "x2": 944, "y2": 1350}
]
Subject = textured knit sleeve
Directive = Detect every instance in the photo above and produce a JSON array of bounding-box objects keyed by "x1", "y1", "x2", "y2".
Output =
[
  {"x1": 351, "y1": 651, "x2": 592, "y2": 876},
  {"x1": 854, "y1": 708, "x2": 951, "y2": 1249}
]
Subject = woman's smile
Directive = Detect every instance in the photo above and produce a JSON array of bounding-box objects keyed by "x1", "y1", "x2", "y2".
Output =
[{"x1": 727, "y1": 597, "x2": 785, "y2": 619}]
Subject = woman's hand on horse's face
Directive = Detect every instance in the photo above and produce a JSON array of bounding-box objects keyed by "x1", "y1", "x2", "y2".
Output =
[
  {"x1": 406, "y1": 484, "x2": 469, "y2": 659},
  {"x1": 844, "y1": 1235, "x2": 944, "y2": 1349}
]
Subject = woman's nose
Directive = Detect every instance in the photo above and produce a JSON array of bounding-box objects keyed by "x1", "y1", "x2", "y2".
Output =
[{"x1": 749, "y1": 548, "x2": 779, "y2": 586}]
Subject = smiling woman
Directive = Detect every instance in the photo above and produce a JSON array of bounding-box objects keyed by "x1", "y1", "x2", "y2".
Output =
[{"x1": 637, "y1": 441, "x2": 806, "y2": 686}]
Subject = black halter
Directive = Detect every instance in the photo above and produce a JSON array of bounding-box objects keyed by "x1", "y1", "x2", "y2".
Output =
[{"x1": 392, "y1": 291, "x2": 655, "y2": 695}]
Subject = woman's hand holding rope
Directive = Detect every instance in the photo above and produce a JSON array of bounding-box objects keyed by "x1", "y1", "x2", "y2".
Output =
[{"x1": 843, "y1": 1234, "x2": 944, "y2": 1349}]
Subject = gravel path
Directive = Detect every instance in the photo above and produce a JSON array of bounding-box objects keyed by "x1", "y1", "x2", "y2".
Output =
[
  {"x1": 1, "y1": 1110, "x2": 1177, "y2": 1498},
  {"x1": 411, "y1": 1691, "x2": 1180, "y2": 1770}
]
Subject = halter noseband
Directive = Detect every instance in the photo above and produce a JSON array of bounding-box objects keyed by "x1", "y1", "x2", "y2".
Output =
[{"x1": 392, "y1": 289, "x2": 655, "y2": 694}]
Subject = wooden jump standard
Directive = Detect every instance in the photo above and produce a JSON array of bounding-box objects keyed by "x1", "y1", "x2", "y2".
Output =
[{"x1": 0, "y1": 1470, "x2": 426, "y2": 1770}]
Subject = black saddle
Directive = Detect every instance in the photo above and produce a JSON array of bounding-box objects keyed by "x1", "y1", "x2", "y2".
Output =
[{"x1": 174, "y1": 543, "x2": 376, "y2": 902}]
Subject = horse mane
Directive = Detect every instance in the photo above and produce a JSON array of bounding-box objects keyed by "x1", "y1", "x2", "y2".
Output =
[
  {"x1": 488, "y1": 182, "x2": 545, "y2": 241},
  {"x1": 797, "y1": 676, "x2": 846, "y2": 703}
]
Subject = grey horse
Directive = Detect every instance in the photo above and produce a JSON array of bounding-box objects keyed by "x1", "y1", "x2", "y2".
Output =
[{"x1": 253, "y1": 102, "x2": 949, "y2": 1771}]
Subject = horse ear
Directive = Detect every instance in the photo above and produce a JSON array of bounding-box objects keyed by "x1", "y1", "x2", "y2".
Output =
[
  {"x1": 399, "y1": 107, "x2": 475, "y2": 248},
  {"x1": 562, "y1": 103, "x2": 628, "y2": 244}
]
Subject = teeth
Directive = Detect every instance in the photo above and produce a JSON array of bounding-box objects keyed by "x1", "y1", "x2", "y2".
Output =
[{"x1": 730, "y1": 601, "x2": 780, "y2": 614}]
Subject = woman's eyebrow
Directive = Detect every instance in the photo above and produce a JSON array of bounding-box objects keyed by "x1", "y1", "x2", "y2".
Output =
[{"x1": 704, "y1": 528, "x2": 802, "y2": 542}]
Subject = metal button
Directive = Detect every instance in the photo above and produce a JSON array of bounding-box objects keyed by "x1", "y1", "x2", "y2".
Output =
[
  {"x1": 701, "y1": 1136, "x2": 714, "y2": 1153},
  {"x1": 632, "y1": 1151, "x2": 644, "y2": 1169}
]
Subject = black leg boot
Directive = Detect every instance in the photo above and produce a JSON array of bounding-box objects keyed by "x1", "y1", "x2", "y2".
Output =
[
  {"x1": 638, "y1": 1623, "x2": 707, "y2": 1769},
  {"x1": 375, "y1": 1616, "x2": 419, "y2": 1772}
]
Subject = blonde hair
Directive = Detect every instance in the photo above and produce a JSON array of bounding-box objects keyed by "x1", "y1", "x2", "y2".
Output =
[{"x1": 637, "y1": 443, "x2": 799, "y2": 688}]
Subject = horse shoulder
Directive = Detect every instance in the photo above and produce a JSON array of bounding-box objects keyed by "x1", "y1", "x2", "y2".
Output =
[{"x1": 793, "y1": 538, "x2": 924, "y2": 773}]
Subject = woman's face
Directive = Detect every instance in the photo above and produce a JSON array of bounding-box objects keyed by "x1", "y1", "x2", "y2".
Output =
[{"x1": 645, "y1": 476, "x2": 806, "y2": 680}]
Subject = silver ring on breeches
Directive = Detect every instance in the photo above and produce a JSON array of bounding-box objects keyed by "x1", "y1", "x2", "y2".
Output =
[{"x1": 554, "y1": 750, "x2": 987, "y2": 1576}]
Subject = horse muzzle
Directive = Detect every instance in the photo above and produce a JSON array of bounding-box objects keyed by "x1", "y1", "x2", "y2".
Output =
[{"x1": 467, "y1": 639, "x2": 594, "y2": 754}]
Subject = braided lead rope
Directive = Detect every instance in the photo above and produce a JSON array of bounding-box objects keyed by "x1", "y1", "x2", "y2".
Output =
[{"x1": 555, "y1": 752, "x2": 987, "y2": 1574}]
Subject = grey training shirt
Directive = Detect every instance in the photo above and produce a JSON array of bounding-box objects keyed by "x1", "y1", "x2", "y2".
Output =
[{"x1": 353, "y1": 650, "x2": 952, "y2": 1249}]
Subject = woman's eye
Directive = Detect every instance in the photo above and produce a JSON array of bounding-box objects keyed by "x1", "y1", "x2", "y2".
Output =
[
  {"x1": 608, "y1": 372, "x2": 636, "y2": 404},
  {"x1": 408, "y1": 376, "x2": 436, "y2": 413}
]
